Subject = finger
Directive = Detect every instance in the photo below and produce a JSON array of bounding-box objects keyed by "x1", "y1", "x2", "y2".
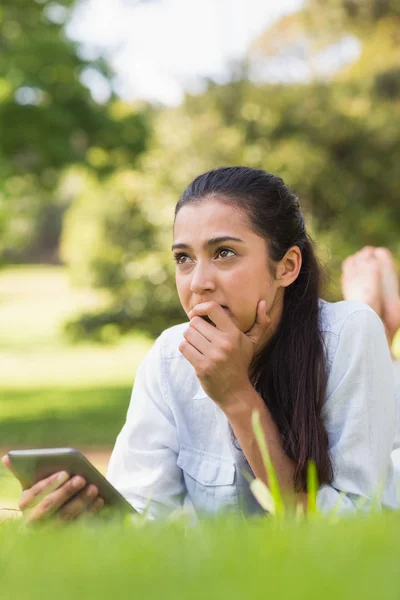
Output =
[
  {"x1": 2, "y1": 454, "x2": 29, "y2": 482},
  {"x1": 255, "y1": 300, "x2": 270, "y2": 329},
  {"x1": 87, "y1": 496, "x2": 105, "y2": 517},
  {"x1": 24, "y1": 476, "x2": 86, "y2": 522},
  {"x1": 58, "y1": 485, "x2": 99, "y2": 521},
  {"x1": 188, "y1": 302, "x2": 234, "y2": 333},
  {"x1": 245, "y1": 300, "x2": 271, "y2": 343},
  {"x1": 2, "y1": 455, "x2": 10, "y2": 469},
  {"x1": 179, "y1": 338, "x2": 204, "y2": 367},
  {"x1": 184, "y1": 325, "x2": 211, "y2": 355},
  {"x1": 2, "y1": 455, "x2": 17, "y2": 476},
  {"x1": 188, "y1": 316, "x2": 218, "y2": 342},
  {"x1": 19, "y1": 471, "x2": 70, "y2": 508}
]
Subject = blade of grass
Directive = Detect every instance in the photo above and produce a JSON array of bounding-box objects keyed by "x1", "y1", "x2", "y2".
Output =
[
  {"x1": 306, "y1": 460, "x2": 319, "y2": 516},
  {"x1": 249, "y1": 479, "x2": 276, "y2": 514},
  {"x1": 251, "y1": 410, "x2": 285, "y2": 518}
]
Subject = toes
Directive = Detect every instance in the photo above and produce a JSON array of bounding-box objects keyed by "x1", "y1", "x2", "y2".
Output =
[
  {"x1": 375, "y1": 247, "x2": 396, "y2": 269},
  {"x1": 341, "y1": 255, "x2": 358, "y2": 275},
  {"x1": 375, "y1": 247, "x2": 399, "y2": 302},
  {"x1": 357, "y1": 246, "x2": 376, "y2": 260},
  {"x1": 343, "y1": 247, "x2": 373, "y2": 261}
]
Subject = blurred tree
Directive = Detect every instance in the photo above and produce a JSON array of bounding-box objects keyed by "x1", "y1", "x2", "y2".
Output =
[
  {"x1": 248, "y1": 1, "x2": 400, "y2": 291},
  {"x1": 0, "y1": 0, "x2": 150, "y2": 262},
  {"x1": 305, "y1": 0, "x2": 400, "y2": 30},
  {"x1": 62, "y1": 1, "x2": 400, "y2": 339},
  {"x1": 60, "y1": 165, "x2": 186, "y2": 340},
  {"x1": 62, "y1": 68, "x2": 400, "y2": 338}
]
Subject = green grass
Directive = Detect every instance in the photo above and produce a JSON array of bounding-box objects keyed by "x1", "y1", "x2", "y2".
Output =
[
  {"x1": 0, "y1": 265, "x2": 109, "y2": 351},
  {"x1": 0, "y1": 265, "x2": 153, "y2": 507},
  {"x1": 0, "y1": 265, "x2": 152, "y2": 388},
  {"x1": 0, "y1": 467, "x2": 21, "y2": 508},
  {"x1": 0, "y1": 512, "x2": 400, "y2": 599},
  {"x1": 0, "y1": 265, "x2": 152, "y2": 435},
  {"x1": 0, "y1": 384, "x2": 131, "y2": 446}
]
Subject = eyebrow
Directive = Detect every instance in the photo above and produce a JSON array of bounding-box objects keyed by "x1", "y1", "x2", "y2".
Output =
[{"x1": 171, "y1": 236, "x2": 245, "y2": 252}]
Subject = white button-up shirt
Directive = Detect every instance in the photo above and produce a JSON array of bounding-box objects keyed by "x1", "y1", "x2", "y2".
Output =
[{"x1": 107, "y1": 300, "x2": 400, "y2": 519}]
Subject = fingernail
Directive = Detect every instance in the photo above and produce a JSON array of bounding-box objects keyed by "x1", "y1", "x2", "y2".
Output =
[
  {"x1": 72, "y1": 476, "x2": 84, "y2": 488},
  {"x1": 87, "y1": 485, "x2": 97, "y2": 498},
  {"x1": 94, "y1": 497, "x2": 104, "y2": 510},
  {"x1": 57, "y1": 471, "x2": 69, "y2": 483}
]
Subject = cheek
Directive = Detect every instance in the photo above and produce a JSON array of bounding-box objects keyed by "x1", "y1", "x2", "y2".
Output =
[
  {"x1": 230, "y1": 271, "x2": 275, "y2": 328},
  {"x1": 234, "y1": 266, "x2": 273, "y2": 301},
  {"x1": 175, "y1": 274, "x2": 190, "y2": 311},
  {"x1": 227, "y1": 282, "x2": 259, "y2": 329}
]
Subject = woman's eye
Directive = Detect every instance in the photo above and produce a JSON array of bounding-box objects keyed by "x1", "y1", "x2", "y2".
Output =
[
  {"x1": 173, "y1": 249, "x2": 235, "y2": 264},
  {"x1": 173, "y1": 253, "x2": 190, "y2": 264},
  {"x1": 216, "y1": 248, "x2": 235, "y2": 259}
]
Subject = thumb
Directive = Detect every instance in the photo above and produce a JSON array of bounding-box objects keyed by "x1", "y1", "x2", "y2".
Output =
[
  {"x1": 2, "y1": 455, "x2": 11, "y2": 470},
  {"x1": 245, "y1": 300, "x2": 271, "y2": 344}
]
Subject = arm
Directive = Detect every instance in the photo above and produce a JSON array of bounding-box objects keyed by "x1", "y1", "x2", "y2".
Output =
[
  {"x1": 107, "y1": 335, "x2": 185, "y2": 519},
  {"x1": 223, "y1": 386, "x2": 307, "y2": 510},
  {"x1": 317, "y1": 309, "x2": 398, "y2": 514},
  {"x1": 181, "y1": 300, "x2": 307, "y2": 509}
]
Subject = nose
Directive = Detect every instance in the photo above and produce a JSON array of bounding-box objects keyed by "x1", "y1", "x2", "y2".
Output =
[{"x1": 189, "y1": 261, "x2": 216, "y2": 295}]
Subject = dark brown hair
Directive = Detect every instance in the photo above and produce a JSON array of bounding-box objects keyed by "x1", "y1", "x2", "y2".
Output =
[{"x1": 175, "y1": 166, "x2": 333, "y2": 491}]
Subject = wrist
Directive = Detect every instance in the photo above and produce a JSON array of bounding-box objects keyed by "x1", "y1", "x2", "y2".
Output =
[{"x1": 221, "y1": 383, "x2": 263, "y2": 421}]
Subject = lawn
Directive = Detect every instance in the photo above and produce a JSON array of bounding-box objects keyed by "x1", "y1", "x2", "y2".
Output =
[
  {"x1": 0, "y1": 511, "x2": 400, "y2": 600},
  {"x1": 0, "y1": 266, "x2": 153, "y2": 508}
]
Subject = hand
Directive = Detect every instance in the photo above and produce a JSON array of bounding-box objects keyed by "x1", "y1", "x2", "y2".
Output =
[
  {"x1": 179, "y1": 300, "x2": 271, "y2": 408},
  {"x1": 2, "y1": 455, "x2": 105, "y2": 524}
]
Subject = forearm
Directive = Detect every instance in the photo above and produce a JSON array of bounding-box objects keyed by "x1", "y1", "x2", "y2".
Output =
[{"x1": 222, "y1": 384, "x2": 307, "y2": 509}]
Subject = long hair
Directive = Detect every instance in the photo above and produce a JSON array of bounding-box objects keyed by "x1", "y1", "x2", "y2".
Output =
[{"x1": 175, "y1": 166, "x2": 333, "y2": 491}]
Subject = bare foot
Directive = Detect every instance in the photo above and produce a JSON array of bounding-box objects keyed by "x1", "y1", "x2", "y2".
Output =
[
  {"x1": 341, "y1": 250, "x2": 382, "y2": 316},
  {"x1": 374, "y1": 248, "x2": 400, "y2": 346}
]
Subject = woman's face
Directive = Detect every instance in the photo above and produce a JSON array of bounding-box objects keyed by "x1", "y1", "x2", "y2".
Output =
[{"x1": 172, "y1": 198, "x2": 284, "y2": 333}]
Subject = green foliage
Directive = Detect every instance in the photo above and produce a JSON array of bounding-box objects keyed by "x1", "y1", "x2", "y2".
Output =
[
  {"x1": 3, "y1": 1, "x2": 398, "y2": 337},
  {"x1": 63, "y1": 64, "x2": 400, "y2": 336},
  {"x1": 305, "y1": 0, "x2": 400, "y2": 30},
  {"x1": 60, "y1": 167, "x2": 186, "y2": 338},
  {"x1": 0, "y1": 0, "x2": 150, "y2": 262}
]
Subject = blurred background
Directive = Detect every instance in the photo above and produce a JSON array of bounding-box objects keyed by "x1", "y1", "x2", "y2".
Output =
[{"x1": 0, "y1": 0, "x2": 399, "y2": 508}]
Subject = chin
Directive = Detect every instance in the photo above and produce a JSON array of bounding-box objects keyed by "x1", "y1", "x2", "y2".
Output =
[{"x1": 234, "y1": 317, "x2": 252, "y2": 333}]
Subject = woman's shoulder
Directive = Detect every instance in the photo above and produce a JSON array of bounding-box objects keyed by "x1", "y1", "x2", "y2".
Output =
[
  {"x1": 319, "y1": 299, "x2": 387, "y2": 375},
  {"x1": 318, "y1": 298, "x2": 384, "y2": 338}
]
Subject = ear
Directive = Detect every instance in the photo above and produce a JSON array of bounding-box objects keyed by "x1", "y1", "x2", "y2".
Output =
[{"x1": 275, "y1": 246, "x2": 302, "y2": 288}]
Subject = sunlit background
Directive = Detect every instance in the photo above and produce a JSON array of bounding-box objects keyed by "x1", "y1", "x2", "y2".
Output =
[{"x1": 0, "y1": 0, "x2": 399, "y2": 509}]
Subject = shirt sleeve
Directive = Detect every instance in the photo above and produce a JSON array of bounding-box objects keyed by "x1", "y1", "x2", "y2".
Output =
[
  {"x1": 317, "y1": 309, "x2": 399, "y2": 514},
  {"x1": 106, "y1": 334, "x2": 185, "y2": 519}
]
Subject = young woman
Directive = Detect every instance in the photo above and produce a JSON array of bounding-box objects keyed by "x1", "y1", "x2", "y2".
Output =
[{"x1": 3, "y1": 166, "x2": 399, "y2": 521}]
